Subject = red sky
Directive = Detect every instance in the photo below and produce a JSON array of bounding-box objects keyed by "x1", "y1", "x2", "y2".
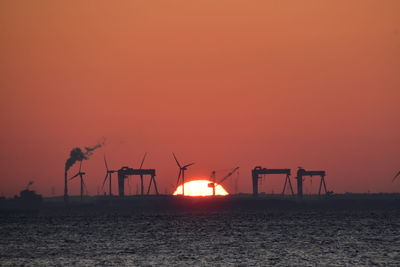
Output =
[{"x1": 1, "y1": 0, "x2": 399, "y2": 197}]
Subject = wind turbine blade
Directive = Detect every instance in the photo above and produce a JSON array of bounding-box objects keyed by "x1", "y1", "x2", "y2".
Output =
[
  {"x1": 183, "y1": 162, "x2": 195, "y2": 168},
  {"x1": 176, "y1": 169, "x2": 182, "y2": 186},
  {"x1": 70, "y1": 173, "x2": 80, "y2": 180},
  {"x1": 104, "y1": 155, "x2": 109, "y2": 171},
  {"x1": 392, "y1": 171, "x2": 400, "y2": 182},
  {"x1": 102, "y1": 173, "x2": 108, "y2": 189},
  {"x1": 79, "y1": 160, "x2": 83, "y2": 172},
  {"x1": 139, "y1": 152, "x2": 147, "y2": 169},
  {"x1": 172, "y1": 153, "x2": 182, "y2": 168}
]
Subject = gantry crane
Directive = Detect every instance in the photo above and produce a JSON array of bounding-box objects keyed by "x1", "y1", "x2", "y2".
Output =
[
  {"x1": 117, "y1": 167, "x2": 158, "y2": 197},
  {"x1": 251, "y1": 166, "x2": 294, "y2": 196},
  {"x1": 296, "y1": 167, "x2": 327, "y2": 197}
]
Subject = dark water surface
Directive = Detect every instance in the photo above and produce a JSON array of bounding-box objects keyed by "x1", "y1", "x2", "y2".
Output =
[{"x1": 1, "y1": 208, "x2": 399, "y2": 266}]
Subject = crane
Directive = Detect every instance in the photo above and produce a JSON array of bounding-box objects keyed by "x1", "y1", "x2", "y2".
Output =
[
  {"x1": 251, "y1": 167, "x2": 293, "y2": 196},
  {"x1": 296, "y1": 167, "x2": 327, "y2": 197},
  {"x1": 209, "y1": 167, "x2": 239, "y2": 196},
  {"x1": 393, "y1": 171, "x2": 400, "y2": 182}
]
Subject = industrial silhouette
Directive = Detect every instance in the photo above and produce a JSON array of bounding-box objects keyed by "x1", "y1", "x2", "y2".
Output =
[
  {"x1": 102, "y1": 155, "x2": 117, "y2": 196},
  {"x1": 64, "y1": 140, "x2": 105, "y2": 202},
  {"x1": 209, "y1": 167, "x2": 240, "y2": 196},
  {"x1": 137, "y1": 153, "x2": 147, "y2": 195},
  {"x1": 393, "y1": 171, "x2": 400, "y2": 182},
  {"x1": 61, "y1": 145, "x2": 334, "y2": 199},
  {"x1": 173, "y1": 153, "x2": 195, "y2": 196},
  {"x1": 296, "y1": 167, "x2": 327, "y2": 197},
  {"x1": 252, "y1": 167, "x2": 294, "y2": 196},
  {"x1": 25, "y1": 181, "x2": 34, "y2": 190},
  {"x1": 2, "y1": 182, "x2": 44, "y2": 211},
  {"x1": 69, "y1": 161, "x2": 88, "y2": 201},
  {"x1": 62, "y1": 150, "x2": 334, "y2": 199},
  {"x1": 117, "y1": 154, "x2": 158, "y2": 197}
]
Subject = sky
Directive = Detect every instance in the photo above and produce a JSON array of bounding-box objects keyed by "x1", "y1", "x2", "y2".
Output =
[{"x1": 0, "y1": 0, "x2": 399, "y2": 197}]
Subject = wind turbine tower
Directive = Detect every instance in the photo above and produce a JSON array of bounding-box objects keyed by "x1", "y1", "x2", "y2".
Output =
[
  {"x1": 102, "y1": 156, "x2": 117, "y2": 196},
  {"x1": 70, "y1": 161, "x2": 88, "y2": 201}
]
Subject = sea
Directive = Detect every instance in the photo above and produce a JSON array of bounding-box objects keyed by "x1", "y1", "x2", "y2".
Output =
[{"x1": 0, "y1": 197, "x2": 399, "y2": 266}]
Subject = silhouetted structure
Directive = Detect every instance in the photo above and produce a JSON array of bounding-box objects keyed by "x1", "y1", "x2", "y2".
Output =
[
  {"x1": 252, "y1": 167, "x2": 293, "y2": 196},
  {"x1": 210, "y1": 167, "x2": 240, "y2": 196},
  {"x1": 393, "y1": 171, "x2": 400, "y2": 182},
  {"x1": 138, "y1": 153, "x2": 147, "y2": 195},
  {"x1": 19, "y1": 189, "x2": 42, "y2": 202},
  {"x1": 64, "y1": 141, "x2": 105, "y2": 202},
  {"x1": 117, "y1": 167, "x2": 158, "y2": 197},
  {"x1": 102, "y1": 156, "x2": 117, "y2": 196},
  {"x1": 25, "y1": 181, "x2": 34, "y2": 190},
  {"x1": 14, "y1": 188, "x2": 42, "y2": 210},
  {"x1": 69, "y1": 161, "x2": 88, "y2": 201},
  {"x1": 64, "y1": 171, "x2": 68, "y2": 202},
  {"x1": 296, "y1": 167, "x2": 327, "y2": 197},
  {"x1": 173, "y1": 153, "x2": 195, "y2": 196}
]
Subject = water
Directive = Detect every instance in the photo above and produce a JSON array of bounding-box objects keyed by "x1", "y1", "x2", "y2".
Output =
[{"x1": 1, "y1": 208, "x2": 399, "y2": 266}]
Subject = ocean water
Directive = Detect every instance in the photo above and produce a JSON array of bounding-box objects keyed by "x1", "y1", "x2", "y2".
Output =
[{"x1": 1, "y1": 209, "x2": 399, "y2": 266}]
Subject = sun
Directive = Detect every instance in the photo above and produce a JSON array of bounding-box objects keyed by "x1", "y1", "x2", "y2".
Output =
[{"x1": 173, "y1": 180, "x2": 229, "y2": 196}]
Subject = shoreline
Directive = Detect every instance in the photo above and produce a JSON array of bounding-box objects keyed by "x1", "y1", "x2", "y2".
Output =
[{"x1": 2, "y1": 193, "x2": 399, "y2": 214}]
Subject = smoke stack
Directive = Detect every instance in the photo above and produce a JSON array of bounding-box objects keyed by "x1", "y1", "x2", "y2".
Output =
[
  {"x1": 64, "y1": 170, "x2": 68, "y2": 202},
  {"x1": 64, "y1": 139, "x2": 105, "y2": 202}
]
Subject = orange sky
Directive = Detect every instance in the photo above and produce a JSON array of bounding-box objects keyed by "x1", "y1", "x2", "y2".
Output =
[{"x1": 1, "y1": 0, "x2": 399, "y2": 197}]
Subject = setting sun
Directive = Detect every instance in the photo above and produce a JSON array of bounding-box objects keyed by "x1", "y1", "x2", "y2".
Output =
[{"x1": 173, "y1": 180, "x2": 229, "y2": 196}]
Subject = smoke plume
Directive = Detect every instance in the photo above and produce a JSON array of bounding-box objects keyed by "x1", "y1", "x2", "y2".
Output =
[{"x1": 65, "y1": 139, "x2": 105, "y2": 171}]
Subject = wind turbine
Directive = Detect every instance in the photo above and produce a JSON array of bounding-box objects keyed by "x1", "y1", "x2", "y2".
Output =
[
  {"x1": 102, "y1": 155, "x2": 117, "y2": 196},
  {"x1": 70, "y1": 161, "x2": 88, "y2": 201},
  {"x1": 173, "y1": 153, "x2": 195, "y2": 196},
  {"x1": 393, "y1": 171, "x2": 400, "y2": 182}
]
